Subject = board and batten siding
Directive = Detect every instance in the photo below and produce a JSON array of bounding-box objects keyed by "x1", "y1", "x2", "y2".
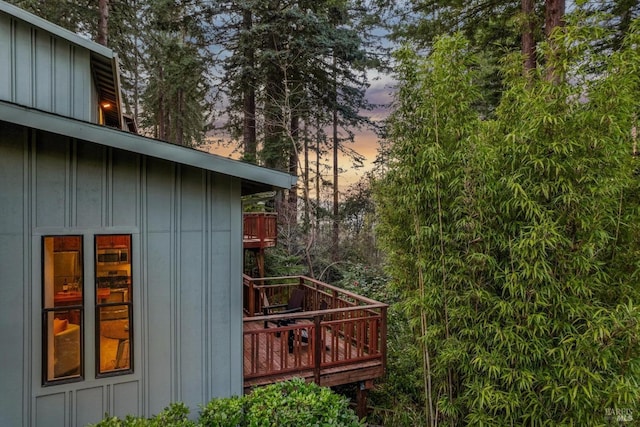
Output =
[
  {"x1": 0, "y1": 121, "x2": 243, "y2": 426},
  {"x1": 0, "y1": 11, "x2": 94, "y2": 122}
]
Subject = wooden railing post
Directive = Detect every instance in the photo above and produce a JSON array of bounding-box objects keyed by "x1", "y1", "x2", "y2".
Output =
[
  {"x1": 248, "y1": 277, "x2": 255, "y2": 316},
  {"x1": 380, "y1": 305, "x2": 387, "y2": 373},
  {"x1": 314, "y1": 314, "x2": 322, "y2": 385}
]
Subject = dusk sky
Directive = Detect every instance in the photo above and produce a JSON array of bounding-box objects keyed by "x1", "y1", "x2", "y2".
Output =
[{"x1": 203, "y1": 69, "x2": 396, "y2": 192}]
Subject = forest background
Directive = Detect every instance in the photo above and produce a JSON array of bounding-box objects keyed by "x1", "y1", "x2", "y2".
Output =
[{"x1": 9, "y1": 0, "x2": 640, "y2": 425}]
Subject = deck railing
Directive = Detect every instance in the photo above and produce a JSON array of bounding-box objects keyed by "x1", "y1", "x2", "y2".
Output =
[
  {"x1": 243, "y1": 212, "x2": 277, "y2": 249},
  {"x1": 243, "y1": 275, "x2": 387, "y2": 387}
]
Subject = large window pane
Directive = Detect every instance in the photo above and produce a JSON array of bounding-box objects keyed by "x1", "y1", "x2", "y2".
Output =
[
  {"x1": 42, "y1": 236, "x2": 83, "y2": 384},
  {"x1": 98, "y1": 306, "x2": 131, "y2": 372},
  {"x1": 96, "y1": 235, "x2": 133, "y2": 375}
]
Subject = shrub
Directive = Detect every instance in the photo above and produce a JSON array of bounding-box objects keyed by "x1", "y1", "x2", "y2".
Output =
[
  {"x1": 93, "y1": 379, "x2": 362, "y2": 427},
  {"x1": 248, "y1": 378, "x2": 362, "y2": 426},
  {"x1": 199, "y1": 395, "x2": 245, "y2": 427},
  {"x1": 200, "y1": 378, "x2": 363, "y2": 427},
  {"x1": 91, "y1": 403, "x2": 195, "y2": 427}
]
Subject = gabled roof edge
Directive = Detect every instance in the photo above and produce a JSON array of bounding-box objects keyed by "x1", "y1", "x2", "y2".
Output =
[
  {"x1": 0, "y1": 0, "x2": 114, "y2": 59},
  {"x1": 0, "y1": 101, "x2": 297, "y2": 191}
]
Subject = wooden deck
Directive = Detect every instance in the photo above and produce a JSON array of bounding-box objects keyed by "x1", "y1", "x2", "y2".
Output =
[
  {"x1": 243, "y1": 275, "x2": 387, "y2": 392},
  {"x1": 243, "y1": 212, "x2": 277, "y2": 249}
]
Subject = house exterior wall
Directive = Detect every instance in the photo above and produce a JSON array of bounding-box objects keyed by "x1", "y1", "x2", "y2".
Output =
[
  {"x1": 0, "y1": 121, "x2": 243, "y2": 426},
  {"x1": 0, "y1": 11, "x2": 93, "y2": 122}
]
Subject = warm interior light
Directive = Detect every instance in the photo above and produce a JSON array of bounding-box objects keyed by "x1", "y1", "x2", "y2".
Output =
[{"x1": 101, "y1": 102, "x2": 112, "y2": 109}]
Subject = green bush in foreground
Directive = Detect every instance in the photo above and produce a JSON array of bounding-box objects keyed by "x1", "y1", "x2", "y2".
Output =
[
  {"x1": 92, "y1": 378, "x2": 363, "y2": 427},
  {"x1": 93, "y1": 402, "x2": 195, "y2": 427},
  {"x1": 201, "y1": 378, "x2": 363, "y2": 427}
]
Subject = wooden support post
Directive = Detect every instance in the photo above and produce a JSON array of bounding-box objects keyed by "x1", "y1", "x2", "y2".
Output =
[
  {"x1": 256, "y1": 249, "x2": 265, "y2": 278},
  {"x1": 356, "y1": 380, "x2": 373, "y2": 419}
]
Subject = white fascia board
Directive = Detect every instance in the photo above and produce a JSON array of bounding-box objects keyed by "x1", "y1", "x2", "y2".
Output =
[
  {"x1": 0, "y1": 0, "x2": 114, "y2": 59},
  {"x1": 0, "y1": 101, "x2": 297, "y2": 190}
]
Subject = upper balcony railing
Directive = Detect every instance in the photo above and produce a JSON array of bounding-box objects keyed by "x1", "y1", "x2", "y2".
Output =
[
  {"x1": 243, "y1": 275, "x2": 387, "y2": 390},
  {"x1": 243, "y1": 212, "x2": 277, "y2": 250}
]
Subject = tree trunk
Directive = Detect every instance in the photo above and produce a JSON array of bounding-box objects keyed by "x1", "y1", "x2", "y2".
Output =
[
  {"x1": 158, "y1": 66, "x2": 165, "y2": 140},
  {"x1": 521, "y1": 0, "x2": 536, "y2": 75},
  {"x1": 132, "y1": 0, "x2": 140, "y2": 122},
  {"x1": 97, "y1": 0, "x2": 109, "y2": 46},
  {"x1": 289, "y1": 114, "x2": 299, "y2": 222},
  {"x1": 544, "y1": 0, "x2": 565, "y2": 38},
  {"x1": 263, "y1": 53, "x2": 284, "y2": 169},
  {"x1": 303, "y1": 121, "x2": 310, "y2": 230},
  {"x1": 332, "y1": 63, "x2": 339, "y2": 262},
  {"x1": 544, "y1": 0, "x2": 565, "y2": 82},
  {"x1": 242, "y1": 8, "x2": 257, "y2": 162},
  {"x1": 176, "y1": 88, "x2": 184, "y2": 146},
  {"x1": 315, "y1": 119, "x2": 321, "y2": 236}
]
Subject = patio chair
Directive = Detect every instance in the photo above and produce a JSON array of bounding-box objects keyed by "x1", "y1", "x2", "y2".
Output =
[
  {"x1": 286, "y1": 300, "x2": 329, "y2": 354},
  {"x1": 263, "y1": 288, "x2": 305, "y2": 329}
]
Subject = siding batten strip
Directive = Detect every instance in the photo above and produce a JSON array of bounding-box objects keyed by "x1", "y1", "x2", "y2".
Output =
[
  {"x1": 208, "y1": 174, "x2": 216, "y2": 397},
  {"x1": 29, "y1": 27, "x2": 35, "y2": 107},
  {"x1": 174, "y1": 163, "x2": 182, "y2": 401},
  {"x1": 68, "y1": 45, "x2": 73, "y2": 118},
  {"x1": 10, "y1": 18, "x2": 15, "y2": 102},
  {"x1": 200, "y1": 170, "x2": 208, "y2": 403},
  {"x1": 49, "y1": 35, "x2": 54, "y2": 112},
  {"x1": 105, "y1": 147, "x2": 113, "y2": 227},
  {"x1": 229, "y1": 179, "x2": 242, "y2": 395},
  {"x1": 205, "y1": 172, "x2": 213, "y2": 400},
  {"x1": 23, "y1": 128, "x2": 34, "y2": 426},
  {"x1": 140, "y1": 155, "x2": 150, "y2": 416},
  {"x1": 64, "y1": 136, "x2": 71, "y2": 228},
  {"x1": 70, "y1": 138, "x2": 77, "y2": 227}
]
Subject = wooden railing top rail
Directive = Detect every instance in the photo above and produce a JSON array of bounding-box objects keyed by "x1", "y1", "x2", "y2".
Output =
[
  {"x1": 243, "y1": 212, "x2": 278, "y2": 217},
  {"x1": 243, "y1": 274, "x2": 386, "y2": 308},
  {"x1": 243, "y1": 305, "x2": 386, "y2": 324}
]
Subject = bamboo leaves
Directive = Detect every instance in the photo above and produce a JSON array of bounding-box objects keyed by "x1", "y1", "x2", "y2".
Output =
[{"x1": 376, "y1": 15, "x2": 640, "y2": 425}]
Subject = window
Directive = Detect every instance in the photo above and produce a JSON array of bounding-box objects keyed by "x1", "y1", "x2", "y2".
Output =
[
  {"x1": 96, "y1": 235, "x2": 133, "y2": 375},
  {"x1": 42, "y1": 234, "x2": 134, "y2": 384},
  {"x1": 42, "y1": 236, "x2": 84, "y2": 384}
]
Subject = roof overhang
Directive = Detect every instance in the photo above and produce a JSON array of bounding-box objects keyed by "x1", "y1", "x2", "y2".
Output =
[
  {"x1": 0, "y1": 101, "x2": 297, "y2": 195},
  {"x1": 92, "y1": 53, "x2": 124, "y2": 129},
  {"x1": 0, "y1": 1, "x2": 124, "y2": 130}
]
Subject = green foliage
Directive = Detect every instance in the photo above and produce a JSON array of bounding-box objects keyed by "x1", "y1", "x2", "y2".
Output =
[
  {"x1": 376, "y1": 16, "x2": 640, "y2": 426},
  {"x1": 335, "y1": 265, "x2": 429, "y2": 427},
  {"x1": 221, "y1": 0, "x2": 373, "y2": 171},
  {"x1": 370, "y1": 305, "x2": 428, "y2": 427},
  {"x1": 140, "y1": 0, "x2": 212, "y2": 146},
  {"x1": 91, "y1": 403, "x2": 195, "y2": 427},
  {"x1": 241, "y1": 378, "x2": 363, "y2": 426},
  {"x1": 263, "y1": 247, "x2": 307, "y2": 277},
  {"x1": 93, "y1": 380, "x2": 361, "y2": 426},
  {"x1": 337, "y1": 263, "x2": 391, "y2": 303},
  {"x1": 198, "y1": 396, "x2": 245, "y2": 427}
]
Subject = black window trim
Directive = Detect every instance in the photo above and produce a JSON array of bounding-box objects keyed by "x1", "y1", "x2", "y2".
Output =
[
  {"x1": 94, "y1": 233, "x2": 134, "y2": 378},
  {"x1": 41, "y1": 235, "x2": 85, "y2": 387}
]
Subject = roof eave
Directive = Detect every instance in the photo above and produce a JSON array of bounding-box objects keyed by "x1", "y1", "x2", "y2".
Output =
[{"x1": 0, "y1": 101, "x2": 297, "y2": 192}]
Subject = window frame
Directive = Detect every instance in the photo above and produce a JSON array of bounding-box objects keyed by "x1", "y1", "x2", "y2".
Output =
[
  {"x1": 94, "y1": 234, "x2": 134, "y2": 378},
  {"x1": 41, "y1": 235, "x2": 85, "y2": 386}
]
